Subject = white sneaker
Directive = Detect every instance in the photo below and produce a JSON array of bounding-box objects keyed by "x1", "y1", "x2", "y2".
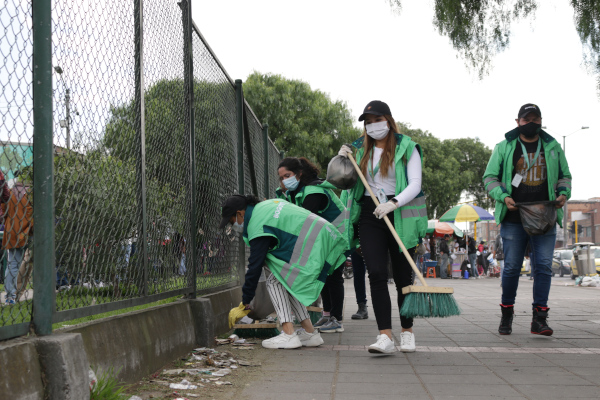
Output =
[
  {"x1": 367, "y1": 334, "x2": 396, "y2": 354},
  {"x1": 262, "y1": 331, "x2": 302, "y2": 349},
  {"x1": 296, "y1": 329, "x2": 324, "y2": 347},
  {"x1": 400, "y1": 331, "x2": 416, "y2": 352}
]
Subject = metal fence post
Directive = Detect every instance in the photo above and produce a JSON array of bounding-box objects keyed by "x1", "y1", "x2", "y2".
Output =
[
  {"x1": 180, "y1": 0, "x2": 197, "y2": 298},
  {"x1": 134, "y1": 0, "x2": 149, "y2": 297},
  {"x1": 32, "y1": 0, "x2": 55, "y2": 336},
  {"x1": 263, "y1": 124, "x2": 270, "y2": 199},
  {"x1": 234, "y1": 79, "x2": 246, "y2": 286}
]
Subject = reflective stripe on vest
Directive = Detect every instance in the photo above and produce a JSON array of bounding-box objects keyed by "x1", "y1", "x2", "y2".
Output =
[{"x1": 279, "y1": 213, "x2": 329, "y2": 288}]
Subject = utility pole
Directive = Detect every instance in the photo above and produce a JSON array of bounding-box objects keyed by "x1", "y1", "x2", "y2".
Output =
[{"x1": 65, "y1": 88, "x2": 70, "y2": 150}]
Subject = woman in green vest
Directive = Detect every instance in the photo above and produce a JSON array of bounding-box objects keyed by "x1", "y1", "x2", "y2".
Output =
[
  {"x1": 219, "y1": 194, "x2": 348, "y2": 349},
  {"x1": 277, "y1": 157, "x2": 346, "y2": 334},
  {"x1": 338, "y1": 100, "x2": 428, "y2": 354}
]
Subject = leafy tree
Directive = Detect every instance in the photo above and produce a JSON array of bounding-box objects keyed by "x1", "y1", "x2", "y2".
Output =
[
  {"x1": 243, "y1": 72, "x2": 362, "y2": 172},
  {"x1": 389, "y1": 0, "x2": 600, "y2": 92},
  {"x1": 399, "y1": 123, "x2": 462, "y2": 219},
  {"x1": 448, "y1": 137, "x2": 494, "y2": 210},
  {"x1": 103, "y1": 78, "x2": 236, "y2": 231},
  {"x1": 398, "y1": 123, "x2": 493, "y2": 218}
]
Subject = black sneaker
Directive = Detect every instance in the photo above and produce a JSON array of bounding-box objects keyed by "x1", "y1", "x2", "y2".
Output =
[
  {"x1": 498, "y1": 304, "x2": 514, "y2": 335},
  {"x1": 531, "y1": 307, "x2": 553, "y2": 336}
]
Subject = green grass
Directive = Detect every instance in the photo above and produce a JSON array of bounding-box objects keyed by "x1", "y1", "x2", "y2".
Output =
[{"x1": 1, "y1": 272, "x2": 237, "y2": 331}]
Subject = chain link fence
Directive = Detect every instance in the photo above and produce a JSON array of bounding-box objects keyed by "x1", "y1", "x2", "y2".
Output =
[{"x1": 0, "y1": 0, "x2": 281, "y2": 341}]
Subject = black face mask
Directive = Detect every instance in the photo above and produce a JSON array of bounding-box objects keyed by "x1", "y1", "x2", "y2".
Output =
[{"x1": 518, "y1": 122, "x2": 541, "y2": 139}]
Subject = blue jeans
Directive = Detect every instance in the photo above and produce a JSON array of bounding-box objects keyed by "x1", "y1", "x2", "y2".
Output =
[
  {"x1": 5, "y1": 247, "x2": 25, "y2": 300},
  {"x1": 501, "y1": 222, "x2": 556, "y2": 308},
  {"x1": 351, "y1": 252, "x2": 367, "y2": 305},
  {"x1": 468, "y1": 253, "x2": 478, "y2": 278}
]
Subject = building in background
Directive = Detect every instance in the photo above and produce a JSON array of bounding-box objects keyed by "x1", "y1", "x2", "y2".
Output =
[
  {"x1": 0, "y1": 141, "x2": 33, "y2": 182},
  {"x1": 564, "y1": 198, "x2": 600, "y2": 246}
]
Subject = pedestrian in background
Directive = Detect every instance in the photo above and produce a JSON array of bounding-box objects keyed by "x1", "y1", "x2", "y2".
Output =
[
  {"x1": 2, "y1": 173, "x2": 32, "y2": 305},
  {"x1": 467, "y1": 236, "x2": 478, "y2": 279},
  {"x1": 439, "y1": 235, "x2": 450, "y2": 279},
  {"x1": 483, "y1": 103, "x2": 571, "y2": 336}
]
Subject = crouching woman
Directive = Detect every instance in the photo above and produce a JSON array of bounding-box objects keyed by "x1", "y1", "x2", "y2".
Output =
[{"x1": 219, "y1": 195, "x2": 348, "y2": 349}]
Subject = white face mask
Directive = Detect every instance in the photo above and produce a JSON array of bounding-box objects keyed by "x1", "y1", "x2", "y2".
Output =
[
  {"x1": 232, "y1": 221, "x2": 244, "y2": 233},
  {"x1": 366, "y1": 120, "x2": 389, "y2": 140}
]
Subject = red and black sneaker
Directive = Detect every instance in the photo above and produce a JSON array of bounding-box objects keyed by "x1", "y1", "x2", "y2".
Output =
[
  {"x1": 498, "y1": 304, "x2": 514, "y2": 335},
  {"x1": 531, "y1": 307, "x2": 553, "y2": 336}
]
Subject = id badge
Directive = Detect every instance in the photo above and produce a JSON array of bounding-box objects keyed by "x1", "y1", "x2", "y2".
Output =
[
  {"x1": 511, "y1": 174, "x2": 523, "y2": 187},
  {"x1": 377, "y1": 188, "x2": 388, "y2": 205}
]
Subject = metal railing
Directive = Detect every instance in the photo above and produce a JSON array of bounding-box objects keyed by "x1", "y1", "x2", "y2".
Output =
[{"x1": 0, "y1": 0, "x2": 280, "y2": 341}]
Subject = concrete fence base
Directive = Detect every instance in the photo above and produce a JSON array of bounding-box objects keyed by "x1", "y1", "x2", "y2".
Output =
[{"x1": 0, "y1": 285, "x2": 242, "y2": 399}]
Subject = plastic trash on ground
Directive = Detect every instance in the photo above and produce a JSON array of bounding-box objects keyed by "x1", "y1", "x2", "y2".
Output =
[
  {"x1": 88, "y1": 369, "x2": 97, "y2": 391},
  {"x1": 170, "y1": 379, "x2": 198, "y2": 390}
]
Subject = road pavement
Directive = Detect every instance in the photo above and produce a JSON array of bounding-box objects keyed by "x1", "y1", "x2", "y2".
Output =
[{"x1": 239, "y1": 275, "x2": 600, "y2": 400}]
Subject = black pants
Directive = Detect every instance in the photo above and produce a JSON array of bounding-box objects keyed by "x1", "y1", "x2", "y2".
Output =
[
  {"x1": 359, "y1": 196, "x2": 415, "y2": 331},
  {"x1": 351, "y1": 251, "x2": 367, "y2": 305},
  {"x1": 321, "y1": 261, "x2": 345, "y2": 321}
]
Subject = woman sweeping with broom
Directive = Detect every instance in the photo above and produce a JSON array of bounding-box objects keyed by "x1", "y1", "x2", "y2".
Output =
[
  {"x1": 220, "y1": 194, "x2": 348, "y2": 349},
  {"x1": 337, "y1": 100, "x2": 428, "y2": 353}
]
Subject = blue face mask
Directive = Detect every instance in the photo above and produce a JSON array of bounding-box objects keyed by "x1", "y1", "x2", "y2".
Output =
[{"x1": 282, "y1": 175, "x2": 299, "y2": 191}]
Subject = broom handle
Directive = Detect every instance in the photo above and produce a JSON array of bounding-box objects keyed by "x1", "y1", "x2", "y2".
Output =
[{"x1": 347, "y1": 152, "x2": 428, "y2": 287}]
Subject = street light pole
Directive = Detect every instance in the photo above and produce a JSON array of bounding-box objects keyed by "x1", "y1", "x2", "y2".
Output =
[
  {"x1": 65, "y1": 87, "x2": 70, "y2": 150},
  {"x1": 561, "y1": 126, "x2": 589, "y2": 246}
]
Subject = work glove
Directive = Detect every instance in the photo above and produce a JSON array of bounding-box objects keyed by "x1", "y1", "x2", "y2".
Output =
[
  {"x1": 373, "y1": 201, "x2": 397, "y2": 219},
  {"x1": 338, "y1": 144, "x2": 352, "y2": 158},
  {"x1": 228, "y1": 302, "x2": 251, "y2": 328}
]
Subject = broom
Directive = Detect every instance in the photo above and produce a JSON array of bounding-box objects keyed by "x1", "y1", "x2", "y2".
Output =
[
  {"x1": 229, "y1": 303, "x2": 281, "y2": 338},
  {"x1": 346, "y1": 152, "x2": 460, "y2": 319}
]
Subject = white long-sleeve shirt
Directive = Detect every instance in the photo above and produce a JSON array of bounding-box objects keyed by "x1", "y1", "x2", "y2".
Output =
[{"x1": 365, "y1": 147, "x2": 422, "y2": 207}]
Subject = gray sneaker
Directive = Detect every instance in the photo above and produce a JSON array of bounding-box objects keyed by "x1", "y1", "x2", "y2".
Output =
[
  {"x1": 314, "y1": 315, "x2": 330, "y2": 328},
  {"x1": 319, "y1": 317, "x2": 344, "y2": 333}
]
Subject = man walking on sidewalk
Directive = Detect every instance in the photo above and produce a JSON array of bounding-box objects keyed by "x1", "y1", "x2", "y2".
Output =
[{"x1": 483, "y1": 103, "x2": 571, "y2": 336}]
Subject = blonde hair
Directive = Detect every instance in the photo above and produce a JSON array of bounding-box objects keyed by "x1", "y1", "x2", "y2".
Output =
[{"x1": 359, "y1": 114, "x2": 399, "y2": 178}]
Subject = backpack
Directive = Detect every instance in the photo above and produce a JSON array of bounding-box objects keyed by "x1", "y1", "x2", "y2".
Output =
[{"x1": 416, "y1": 242, "x2": 426, "y2": 255}]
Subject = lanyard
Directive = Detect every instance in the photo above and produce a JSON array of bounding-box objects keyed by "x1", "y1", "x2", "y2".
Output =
[
  {"x1": 517, "y1": 138, "x2": 542, "y2": 174},
  {"x1": 368, "y1": 149, "x2": 381, "y2": 181}
]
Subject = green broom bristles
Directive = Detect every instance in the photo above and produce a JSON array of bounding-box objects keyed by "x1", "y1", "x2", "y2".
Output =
[{"x1": 400, "y1": 292, "x2": 461, "y2": 319}]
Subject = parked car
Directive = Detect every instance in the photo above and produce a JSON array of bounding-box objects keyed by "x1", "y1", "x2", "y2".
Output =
[
  {"x1": 552, "y1": 249, "x2": 573, "y2": 277},
  {"x1": 570, "y1": 242, "x2": 600, "y2": 279}
]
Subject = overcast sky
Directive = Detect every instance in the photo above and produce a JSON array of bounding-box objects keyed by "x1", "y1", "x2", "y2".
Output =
[{"x1": 192, "y1": 0, "x2": 599, "y2": 201}]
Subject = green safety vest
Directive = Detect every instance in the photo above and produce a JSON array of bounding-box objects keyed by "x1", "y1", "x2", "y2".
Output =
[
  {"x1": 275, "y1": 187, "x2": 287, "y2": 200},
  {"x1": 242, "y1": 199, "x2": 348, "y2": 306},
  {"x1": 291, "y1": 181, "x2": 352, "y2": 250},
  {"x1": 342, "y1": 133, "x2": 428, "y2": 250}
]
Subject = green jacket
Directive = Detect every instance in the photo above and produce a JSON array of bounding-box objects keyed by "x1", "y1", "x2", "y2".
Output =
[
  {"x1": 483, "y1": 128, "x2": 572, "y2": 226},
  {"x1": 243, "y1": 199, "x2": 348, "y2": 306},
  {"x1": 342, "y1": 133, "x2": 428, "y2": 250}
]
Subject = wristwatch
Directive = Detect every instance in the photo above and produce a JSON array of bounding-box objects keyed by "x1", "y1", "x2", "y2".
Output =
[{"x1": 390, "y1": 198, "x2": 398, "y2": 206}]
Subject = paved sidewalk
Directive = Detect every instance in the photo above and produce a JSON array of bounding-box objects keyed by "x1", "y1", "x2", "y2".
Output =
[{"x1": 240, "y1": 276, "x2": 600, "y2": 400}]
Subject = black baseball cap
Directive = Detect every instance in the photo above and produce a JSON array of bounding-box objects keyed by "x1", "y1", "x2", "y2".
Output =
[
  {"x1": 358, "y1": 100, "x2": 392, "y2": 121},
  {"x1": 219, "y1": 195, "x2": 247, "y2": 229},
  {"x1": 518, "y1": 103, "x2": 542, "y2": 119}
]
